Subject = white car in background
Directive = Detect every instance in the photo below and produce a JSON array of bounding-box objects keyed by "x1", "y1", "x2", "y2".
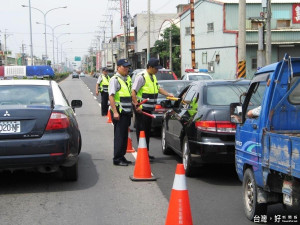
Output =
[{"x1": 181, "y1": 69, "x2": 213, "y2": 81}]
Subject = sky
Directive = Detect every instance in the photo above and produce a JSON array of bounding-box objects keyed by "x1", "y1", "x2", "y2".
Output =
[{"x1": 0, "y1": 0, "x2": 186, "y2": 64}]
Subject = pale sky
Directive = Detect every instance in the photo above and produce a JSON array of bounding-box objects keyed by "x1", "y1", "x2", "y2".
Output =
[{"x1": 0, "y1": 0, "x2": 186, "y2": 64}]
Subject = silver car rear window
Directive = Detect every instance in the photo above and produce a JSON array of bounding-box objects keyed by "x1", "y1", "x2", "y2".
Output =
[{"x1": 0, "y1": 85, "x2": 51, "y2": 106}]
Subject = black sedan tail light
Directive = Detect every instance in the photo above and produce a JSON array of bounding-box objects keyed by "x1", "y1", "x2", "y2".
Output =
[
  {"x1": 46, "y1": 112, "x2": 70, "y2": 130},
  {"x1": 195, "y1": 121, "x2": 236, "y2": 133},
  {"x1": 154, "y1": 104, "x2": 166, "y2": 113}
]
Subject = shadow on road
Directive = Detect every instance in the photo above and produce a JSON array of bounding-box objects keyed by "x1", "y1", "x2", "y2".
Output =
[{"x1": 0, "y1": 152, "x2": 99, "y2": 195}]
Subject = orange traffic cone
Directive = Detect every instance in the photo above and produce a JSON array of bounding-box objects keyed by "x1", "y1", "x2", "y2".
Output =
[
  {"x1": 126, "y1": 127, "x2": 135, "y2": 153},
  {"x1": 165, "y1": 164, "x2": 193, "y2": 225},
  {"x1": 107, "y1": 109, "x2": 112, "y2": 123},
  {"x1": 129, "y1": 131, "x2": 156, "y2": 181}
]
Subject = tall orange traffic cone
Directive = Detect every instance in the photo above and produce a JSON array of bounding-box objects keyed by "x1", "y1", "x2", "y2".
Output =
[
  {"x1": 129, "y1": 131, "x2": 156, "y2": 181},
  {"x1": 126, "y1": 127, "x2": 135, "y2": 153},
  {"x1": 107, "y1": 109, "x2": 112, "y2": 123},
  {"x1": 165, "y1": 164, "x2": 193, "y2": 225}
]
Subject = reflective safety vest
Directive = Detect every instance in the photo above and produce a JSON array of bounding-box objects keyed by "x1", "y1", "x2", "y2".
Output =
[
  {"x1": 136, "y1": 72, "x2": 159, "y2": 111},
  {"x1": 126, "y1": 75, "x2": 132, "y2": 91},
  {"x1": 112, "y1": 75, "x2": 132, "y2": 114},
  {"x1": 99, "y1": 74, "x2": 110, "y2": 92}
]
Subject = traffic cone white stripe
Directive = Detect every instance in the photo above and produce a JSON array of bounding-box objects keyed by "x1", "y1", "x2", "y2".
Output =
[
  {"x1": 172, "y1": 174, "x2": 187, "y2": 191},
  {"x1": 138, "y1": 137, "x2": 147, "y2": 148}
]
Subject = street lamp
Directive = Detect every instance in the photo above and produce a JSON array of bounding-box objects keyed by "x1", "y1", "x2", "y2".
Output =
[
  {"x1": 55, "y1": 33, "x2": 70, "y2": 66},
  {"x1": 36, "y1": 22, "x2": 70, "y2": 68},
  {"x1": 24, "y1": 0, "x2": 34, "y2": 65},
  {"x1": 22, "y1": 4, "x2": 67, "y2": 64},
  {"x1": 61, "y1": 41, "x2": 72, "y2": 72}
]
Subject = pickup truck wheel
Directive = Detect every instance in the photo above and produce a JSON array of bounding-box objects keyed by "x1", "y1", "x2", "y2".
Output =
[
  {"x1": 62, "y1": 160, "x2": 78, "y2": 181},
  {"x1": 243, "y1": 168, "x2": 267, "y2": 221},
  {"x1": 182, "y1": 136, "x2": 193, "y2": 177},
  {"x1": 161, "y1": 124, "x2": 172, "y2": 155}
]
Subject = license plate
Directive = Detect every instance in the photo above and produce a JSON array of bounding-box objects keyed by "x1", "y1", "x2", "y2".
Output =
[{"x1": 0, "y1": 121, "x2": 21, "y2": 133}]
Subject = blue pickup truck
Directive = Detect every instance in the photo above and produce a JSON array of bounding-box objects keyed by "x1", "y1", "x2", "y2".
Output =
[{"x1": 230, "y1": 55, "x2": 300, "y2": 221}]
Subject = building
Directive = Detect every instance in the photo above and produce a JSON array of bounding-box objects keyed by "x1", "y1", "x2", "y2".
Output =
[
  {"x1": 180, "y1": 0, "x2": 300, "y2": 79},
  {"x1": 132, "y1": 13, "x2": 177, "y2": 69}
]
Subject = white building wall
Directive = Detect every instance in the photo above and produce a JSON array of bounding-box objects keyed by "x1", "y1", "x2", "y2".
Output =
[
  {"x1": 181, "y1": 1, "x2": 238, "y2": 79},
  {"x1": 134, "y1": 13, "x2": 177, "y2": 53},
  {"x1": 195, "y1": 1, "x2": 237, "y2": 79}
]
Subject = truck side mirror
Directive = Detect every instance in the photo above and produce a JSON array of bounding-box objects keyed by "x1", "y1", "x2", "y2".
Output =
[{"x1": 230, "y1": 102, "x2": 243, "y2": 124}]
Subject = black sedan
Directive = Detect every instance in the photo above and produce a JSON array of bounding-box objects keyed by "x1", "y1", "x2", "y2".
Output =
[
  {"x1": 72, "y1": 73, "x2": 79, "y2": 79},
  {"x1": 0, "y1": 80, "x2": 82, "y2": 181},
  {"x1": 151, "y1": 80, "x2": 192, "y2": 133},
  {"x1": 161, "y1": 80, "x2": 250, "y2": 176}
]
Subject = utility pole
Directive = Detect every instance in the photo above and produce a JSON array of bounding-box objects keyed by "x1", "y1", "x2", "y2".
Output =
[
  {"x1": 265, "y1": 0, "x2": 272, "y2": 65},
  {"x1": 190, "y1": 0, "x2": 195, "y2": 69},
  {"x1": 111, "y1": 19, "x2": 114, "y2": 71},
  {"x1": 4, "y1": 30, "x2": 8, "y2": 66},
  {"x1": 22, "y1": 43, "x2": 26, "y2": 65},
  {"x1": 147, "y1": 0, "x2": 150, "y2": 63},
  {"x1": 28, "y1": 0, "x2": 34, "y2": 65},
  {"x1": 257, "y1": 22, "x2": 266, "y2": 68},
  {"x1": 169, "y1": 30, "x2": 172, "y2": 71},
  {"x1": 238, "y1": 0, "x2": 246, "y2": 78},
  {"x1": 123, "y1": 0, "x2": 127, "y2": 59}
]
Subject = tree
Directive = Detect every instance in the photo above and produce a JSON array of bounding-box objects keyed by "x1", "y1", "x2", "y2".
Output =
[{"x1": 152, "y1": 24, "x2": 181, "y2": 77}]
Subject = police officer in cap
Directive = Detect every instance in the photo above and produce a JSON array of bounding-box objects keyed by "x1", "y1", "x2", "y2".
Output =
[
  {"x1": 96, "y1": 67, "x2": 110, "y2": 116},
  {"x1": 109, "y1": 59, "x2": 132, "y2": 166},
  {"x1": 132, "y1": 58, "x2": 173, "y2": 160}
]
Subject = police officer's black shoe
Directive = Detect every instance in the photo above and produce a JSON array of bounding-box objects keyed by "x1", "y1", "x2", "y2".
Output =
[
  {"x1": 113, "y1": 160, "x2": 128, "y2": 166},
  {"x1": 149, "y1": 155, "x2": 155, "y2": 160},
  {"x1": 122, "y1": 157, "x2": 132, "y2": 164}
]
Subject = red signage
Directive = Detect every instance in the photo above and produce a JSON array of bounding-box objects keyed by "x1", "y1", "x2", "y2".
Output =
[{"x1": 293, "y1": 4, "x2": 300, "y2": 24}]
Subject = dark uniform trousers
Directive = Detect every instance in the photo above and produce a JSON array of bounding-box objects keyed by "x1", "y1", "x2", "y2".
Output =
[
  {"x1": 135, "y1": 110, "x2": 152, "y2": 151},
  {"x1": 112, "y1": 111, "x2": 131, "y2": 162},
  {"x1": 100, "y1": 91, "x2": 109, "y2": 116}
]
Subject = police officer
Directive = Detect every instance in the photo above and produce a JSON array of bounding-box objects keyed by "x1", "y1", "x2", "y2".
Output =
[
  {"x1": 132, "y1": 58, "x2": 173, "y2": 160},
  {"x1": 96, "y1": 67, "x2": 110, "y2": 116},
  {"x1": 109, "y1": 59, "x2": 132, "y2": 166}
]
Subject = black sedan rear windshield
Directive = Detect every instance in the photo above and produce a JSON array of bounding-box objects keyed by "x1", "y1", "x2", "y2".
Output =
[
  {"x1": 0, "y1": 85, "x2": 51, "y2": 106},
  {"x1": 206, "y1": 84, "x2": 248, "y2": 106}
]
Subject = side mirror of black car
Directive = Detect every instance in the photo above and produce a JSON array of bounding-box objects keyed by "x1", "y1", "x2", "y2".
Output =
[
  {"x1": 71, "y1": 100, "x2": 83, "y2": 110},
  {"x1": 160, "y1": 100, "x2": 173, "y2": 108},
  {"x1": 230, "y1": 102, "x2": 243, "y2": 124}
]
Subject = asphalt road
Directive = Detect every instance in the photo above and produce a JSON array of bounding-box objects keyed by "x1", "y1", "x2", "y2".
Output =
[{"x1": 0, "y1": 75, "x2": 297, "y2": 225}]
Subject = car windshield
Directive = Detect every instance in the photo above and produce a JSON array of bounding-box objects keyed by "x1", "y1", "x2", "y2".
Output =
[
  {"x1": 189, "y1": 75, "x2": 212, "y2": 81},
  {"x1": 158, "y1": 82, "x2": 189, "y2": 98},
  {"x1": 206, "y1": 84, "x2": 249, "y2": 106},
  {"x1": 155, "y1": 71, "x2": 175, "y2": 80},
  {"x1": 0, "y1": 85, "x2": 51, "y2": 106}
]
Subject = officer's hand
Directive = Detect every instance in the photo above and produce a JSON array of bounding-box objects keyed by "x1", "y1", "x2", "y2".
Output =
[
  {"x1": 167, "y1": 93, "x2": 174, "y2": 97},
  {"x1": 136, "y1": 106, "x2": 142, "y2": 113},
  {"x1": 96, "y1": 91, "x2": 99, "y2": 96},
  {"x1": 113, "y1": 112, "x2": 120, "y2": 120}
]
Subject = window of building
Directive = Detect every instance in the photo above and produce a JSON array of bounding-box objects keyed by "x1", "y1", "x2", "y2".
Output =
[
  {"x1": 185, "y1": 27, "x2": 190, "y2": 36},
  {"x1": 277, "y1": 20, "x2": 291, "y2": 29},
  {"x1": 207, "y1": 23, "x2": 214, "y2": 32},
  {"x1": 252, "y1": 58, "x2": 257, "y2": 70}
]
